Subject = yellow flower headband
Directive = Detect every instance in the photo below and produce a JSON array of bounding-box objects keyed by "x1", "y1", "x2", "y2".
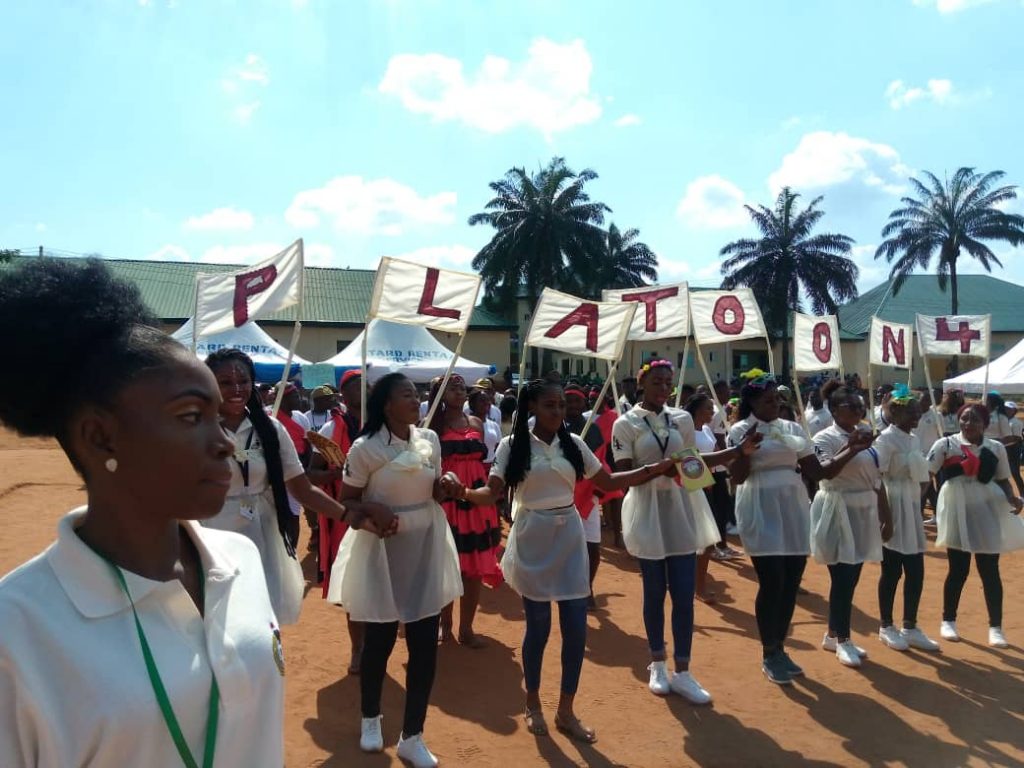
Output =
[
  {"x1": 638, "y1": 359, "x2": 674, "y2": 381},
  {"x1": 739, "y1": 367, "x2": 774, "y2": 388}
]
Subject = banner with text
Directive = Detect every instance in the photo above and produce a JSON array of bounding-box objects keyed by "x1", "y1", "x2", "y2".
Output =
[
  {"x1": 526, "y1": 288, "x2": 637, "y2": 361},
  {"x1": 915, "y1": 314, "x2": 991, "y2": 359},
  {"x1": 689, "y1": 288, "x2": 768, "y2": 345},
  {"x1": 368, "y1": 257, "x2": 481, "y2": 333},
  {"x1": 793, "y1": 312, "x2": 843, "y2": 372},
  {"x1": 869, "y1": 317, "x2": 913, "y2": 369},
  {"x1": 602, "y1": 282, "x2": 689, "y2": 341},
  {"x1": 195, "y1": 240, "x2": 303, "y2": 337}
]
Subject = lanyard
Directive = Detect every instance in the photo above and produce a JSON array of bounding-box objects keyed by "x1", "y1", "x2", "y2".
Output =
[
  {"x1": 643, "y1": 412, "x2": 672, "y2": 458},
  {"x1": 235, "y1": 430, "x2": 254, "y2": 489},
  {"x1": 106, "y1": 556, "x2": 220, "y2": 768}
]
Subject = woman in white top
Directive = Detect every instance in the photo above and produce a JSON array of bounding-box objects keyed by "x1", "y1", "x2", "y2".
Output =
[
  {"x1": 937, "y1": 390, "x2": 965, "y2": 436},
  {"x1": 874, "y1": 387, "x2": 940, "y2": 653},
  {"x1": 686, "y1": 393, "x2": 743, "y2": 562},
  {"x1": 726, "y1": 370, "x2": 873, "y2": 686},
  {"x1": 809, "y1": 380, "x2": 894, "y2": 668},
  {"x1": 0, "y1": 259, "x2": 339, "y2": 766},
  {"x1": 327, "y1": 373, "x2": 463, "y2": 768},
  {"x1": 463, "y1": 380, "x2": 676, "y2": 744},
  {"x1": 203, "y1": 348, "x2": 363, "y2": 625},
  {"x1": 928, "y1": 402, "x2": 1024, "y2": 648},
  {"x1": 613, "y1": 362, "x2": 758, "y2": 705}
]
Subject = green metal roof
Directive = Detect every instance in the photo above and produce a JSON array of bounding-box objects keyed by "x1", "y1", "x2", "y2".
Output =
[
  {"x1": 5, "y1": 255, "x2": 516, "y2": 329},
  {"x1": 837, "y1": 274, "x2": 1024, "y2": 336}
]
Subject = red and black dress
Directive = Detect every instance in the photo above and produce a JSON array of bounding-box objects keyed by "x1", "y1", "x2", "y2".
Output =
[
  {"x1": 440, "y1": 425, "x2": 503, "y2": 587},
  {"x1": 318, "y1": 409, "x2": 358, "y2": 597}
]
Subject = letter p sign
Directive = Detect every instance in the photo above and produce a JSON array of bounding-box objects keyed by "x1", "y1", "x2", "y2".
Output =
[{"x1": 233, "y1": 265, "x2": 278, "y2": 327}]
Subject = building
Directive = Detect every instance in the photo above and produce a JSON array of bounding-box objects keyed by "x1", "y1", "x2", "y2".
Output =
[{"x1": 6, "y1": 255, "x2": 516, "y2": 377}]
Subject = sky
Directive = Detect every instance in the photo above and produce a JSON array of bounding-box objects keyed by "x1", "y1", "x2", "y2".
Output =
[{"x1": 3, "y1": 0, "x2": 1024, "y2": 295}]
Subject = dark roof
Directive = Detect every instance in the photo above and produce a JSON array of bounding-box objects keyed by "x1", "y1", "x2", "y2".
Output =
[
  {"x1": 5, "y1": 255, "x2": 516, "y2": 329},
  {"x1": 838, "y1": 274, "x2": 1024, "y2": 336}
]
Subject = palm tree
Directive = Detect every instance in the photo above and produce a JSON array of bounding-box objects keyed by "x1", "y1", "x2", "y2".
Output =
[
  {"x1": 469, "y1": 157, "x2": 611, "y2": 374},
  {"x1": 586, "y1": 223, "x2": 658, "y2": 296},
  {"x1": 875, "y1": 167, "x2": 1024, "y2": 314},
  {"x1": 720, "y1": 187, "x2": 858, "y2": 378}
]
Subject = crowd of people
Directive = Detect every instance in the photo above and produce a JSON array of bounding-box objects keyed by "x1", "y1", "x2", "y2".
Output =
[{"x1": 1, "y1": 258, "x2": 1023, "y2": 767}]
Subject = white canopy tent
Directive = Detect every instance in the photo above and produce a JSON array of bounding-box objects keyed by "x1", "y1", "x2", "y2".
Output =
[
  {"x1": 171, "y1": 317, "x2": 311, "y2": 382},
  {"x1": 319, "y1": 319, "x2": 496, "y2": 384},
  {"x1": 943, "y1": 337, "x2": 1024, "y2": 395}
]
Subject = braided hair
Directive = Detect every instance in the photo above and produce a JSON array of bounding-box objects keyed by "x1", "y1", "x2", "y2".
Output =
[
  {"x1": 205, "y1": 349, "x2": 296, "y2": 554},
  {"x1": 504, "y1": 380, "x2": 585, "y2": 497}
]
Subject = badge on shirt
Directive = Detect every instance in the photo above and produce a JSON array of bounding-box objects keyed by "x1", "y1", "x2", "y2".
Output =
[
  {"x1": 239, "y1": 504, "x2": 255, "y2": 520},
  {"x1": 271, "y1": 623, "x2": 285, "y2": 676}
]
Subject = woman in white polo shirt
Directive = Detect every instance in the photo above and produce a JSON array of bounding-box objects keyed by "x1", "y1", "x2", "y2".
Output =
[
  {"x1": 0, "y1": 259, "x2": 389, "y2": 767},
  {"x1": 462, "y1": 379, "x2": 676, "y2": 744}
]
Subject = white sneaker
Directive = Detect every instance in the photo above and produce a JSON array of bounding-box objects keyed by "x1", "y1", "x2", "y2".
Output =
[
  {"x1": 836, "y1": 640, "x2": 863, "y2": 668},
  {"x1": 647, "y1": 661, "x2": 670, "y2": 696},
  {"x1": 396, "y1": 733, "x2": 439, "y2": 768},
  {"x1": 940, "y1": 620, "x2": 960, "y2": 642},
  {"x1": 822, "y1": 632, "x2": 868, "y2": 657},
  {"x1": 669, "y1": 671, "x2": 713, "y2": 705},
  {"x1": 359, "y1": 715, "x2": 383, "y2": 753},
  {"x1": 879, "y1": 626, "x2": 909, "y2": 651},
  {"x1": 901, "y1": 627, "x2": 940, "y2": 652},
  {"x1": 989, "y1": 627, "x2": 1009, "y2": 648}
]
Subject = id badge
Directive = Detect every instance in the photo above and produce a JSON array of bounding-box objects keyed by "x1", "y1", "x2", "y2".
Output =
[{"x1": 239, "y1": 504, "x2": 255, "y2": 520}]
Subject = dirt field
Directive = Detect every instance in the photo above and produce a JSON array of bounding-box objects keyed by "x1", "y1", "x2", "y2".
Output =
[{"x1": 2, "y1": 430, "x2": 1022, "y2": 767}]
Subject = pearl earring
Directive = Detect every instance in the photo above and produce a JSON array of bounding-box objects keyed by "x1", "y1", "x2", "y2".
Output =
[{"x1": 105, "y1": 458, "x2": 118, "y2": 473}]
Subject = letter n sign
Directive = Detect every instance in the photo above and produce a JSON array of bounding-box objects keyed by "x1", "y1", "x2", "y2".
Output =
[
  {"x1": 545, "y1": 303, "x2": 599, "y2": 352},
  {"x1": 417, "y1": 268, "x2": 462, "y2": 321},
  {"x1": 234, "y1": 265, "x2": 278, "y2": 327},
  {"x1": 882, "y1": 325, "x2": 906, "y2": 366}
]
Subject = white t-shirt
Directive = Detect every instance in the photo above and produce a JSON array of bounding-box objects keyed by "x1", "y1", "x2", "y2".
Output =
[
  {"x1": 915, "y1": 408, "x2": 943, "y2": 452},
  {"x1": 812, "y1": 424, "x2": 881, "y2": 492},
  {"x1": 928, "y1": 434, "x2": 1010, "y2": 481},
  {"x1": 1010, "y1": 418, "x2": 1024, "y2": 440},
  {"x1": 479, "y1": 418, "x2": 502, "y2": 463},
  {"x1": 304, "y1": 409, "x2": 333, "y2": 432},
  {"x1": 611, "y1": 405, "x2": 697, "y2": 464},
  {"x1": 0, "y1": 510, "x2": 284, "y2": 767},
  {"x1": 727, "y1": 415, "x2": 815, "y2": 472},
  {"x1": 985, "y1": 413, "x2": 1013, "y2": 440},
  {"x1": 806, "y1": 407, "x2": 834, "y2": 437},
  {"x1": 225, "y1": 417, "x2": 305, "y2": 498},
  {"x1": 491, "y1": 432, "x2": 602, "y2": 510}
]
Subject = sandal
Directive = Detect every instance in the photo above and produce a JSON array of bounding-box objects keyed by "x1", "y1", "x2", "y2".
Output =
[
  {"x1": 554, "y1": 712, "x2": 597, "y2": 744},
  {"x1": 524, "y1": 708, "x2": 549, "y2": 736},
  {"x1": 458, "y1": 632, "x2": 487, "y2": 649}
]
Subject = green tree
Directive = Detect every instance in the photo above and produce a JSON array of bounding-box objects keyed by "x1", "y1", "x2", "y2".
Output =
[
  {"x1": 587, "y1": 222, "x2": 658, "y2": 295},
  {"x1": 0, "y1": 249, "x2": 18, "y2": 263},
  {"x1": 469, "y1": 157, "x2": 611, "y2": 375},
  {"x1": 875, "y1": 167, "x2": 1024, "y2": 314},
  {"x1": 720, "y1": 187, "x2": 858, "y2": 378}
]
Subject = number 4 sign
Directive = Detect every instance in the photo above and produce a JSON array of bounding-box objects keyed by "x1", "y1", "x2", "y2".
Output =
[{"x1": 916, "y1": 314, "x2": 991, "y2": 358}]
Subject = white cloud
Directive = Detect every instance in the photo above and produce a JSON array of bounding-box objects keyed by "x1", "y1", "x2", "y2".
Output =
[
  {"x1": 911, "y1": 0, "x2": 1000, "y2": 12},
  {"x1": 234, "y1": 102, "x2": 260, "y2": 124},
  {"x1": 885, "y1": 78, "x2": 956, "y2": 109},
  {"x1": 848, "y1": 244, "x2": 890, "y2": 290},
  {"x1": 285, "y1": 176, "x2": 456, "y2": 235},
  {"x1": 381, "y1": 245, "x2": 476, "y2": 271},
  {"x1": 676, "y1": 175, "x2": 749, "y2": 230},
  {"x1": 35, "y1": 222, "x2": 46, "y2": 233},
  {"x1": 184, "y1": 206, "x2": 254, "y2": 232},
  {"x1": 768, "y1": 131, "x2": 910, "y2": 196},
  {"x1": 222, "y1": 54, "x2": 269, "y2": 124},
  {"x1": 378, "y1": 38, "x2": 601, "y2": 137},
  {"x1": 143, "y1": 244, "x2": 193, "y2": 262},
  {"x1": 236, "y1": 54, "x2": 269, "y2": 86},
  {"x1": 614, "y1": 114, "x2": 641, "y2": 127}
]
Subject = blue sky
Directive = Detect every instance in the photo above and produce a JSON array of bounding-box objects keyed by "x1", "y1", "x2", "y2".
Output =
[{"x1": 4, "y1": 0, "x2": 1024, "y2": 293}]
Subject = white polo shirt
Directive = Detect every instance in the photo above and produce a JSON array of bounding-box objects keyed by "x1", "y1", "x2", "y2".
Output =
[{"x1": 0, "y1": 509, "x2": 284, "y2": 767}]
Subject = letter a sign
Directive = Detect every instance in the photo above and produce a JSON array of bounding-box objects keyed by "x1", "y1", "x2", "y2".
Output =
[
  {"x1": 689, "y1": 289, "x2": 768, "y2": 345},
  {"x1": 793, "y1": 312, "x2": 842, "y2": 372},
  {"x1": 526, "y1": 288, "x2": 637, "y2": 361},
  {"x1": 194, "y1": 240, "x2": 304, "y2": 337},
  {"x1": 368, "y1": 257, "x2": 481, "y2": 333},
  {"x1": 869, "y1": 317, "x2": 913, "y2": 368},
  {"x1": 603, "y1": 282, "x2": 689, "y2": 341}
]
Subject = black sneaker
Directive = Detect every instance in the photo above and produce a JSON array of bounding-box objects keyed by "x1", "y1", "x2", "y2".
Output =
[
  {"x1": 779, "y1": 651, "x2": 804, "y2": 677},
  {"x1": 761, "y1": 653, "x2": 793, "y2": 686}
]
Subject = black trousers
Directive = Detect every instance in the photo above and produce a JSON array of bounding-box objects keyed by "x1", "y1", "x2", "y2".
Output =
[
  {"x1": 360, "y1": 614, "x2": 441, "y2": 736},
  {"x1": 878, "y1": 548, "x2": 924, "y2": 627},
  {"x1": 750, "y1": 555, "x2": 807, "y2": 657},
  {"x1": 703, "y1": 472, "x2": 732, "y2": 545},
  {"x1": 826, "y1": 563, "x2": 863, "y2": 639},
  {"x1": 943, "y1": 549, "x2": 1002, "y2": 627}
]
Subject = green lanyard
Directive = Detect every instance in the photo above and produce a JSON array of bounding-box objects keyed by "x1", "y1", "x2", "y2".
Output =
[{"x1": 106, "y1": 558, "x2": 220, "y2": 768}]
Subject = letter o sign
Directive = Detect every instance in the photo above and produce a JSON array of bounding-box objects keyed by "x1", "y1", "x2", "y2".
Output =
[
  {"x1": 712, "y1": 295, "x2": 745, "y2": 335},
  {"x1": 812, "y1": 322, "x2": 833, "y2": 364}
]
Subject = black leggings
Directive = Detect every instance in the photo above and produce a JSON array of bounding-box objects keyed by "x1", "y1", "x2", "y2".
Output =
[
  {"x1": 750, "y1": 555, "x2": 807, "y2": 657},
  {"x1": 943, "y1": 549, "x2": 1002, "y2": 627},
  {"x1": 826, "y1": 563, "x2": 863, "y2": 639},
  {"x1": 878, "y1": 548, "x2": 924, "y2": 627},
  {"x1": 360, "y1": 614, "x2": 441, "y2": 736},
  {"x1": 703, "y1": 472, "x2": 732, "y2": 545}
]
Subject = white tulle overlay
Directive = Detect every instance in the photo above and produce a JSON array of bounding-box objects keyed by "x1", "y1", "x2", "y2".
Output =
[
  {"x1": 809, "y1": 485, "x2": 883, "y2": 565},
  {"x1": 621, "y1": 478, "x2": 720, "y2": 559},
  {"x1": 936, "y1": 480, "x2": 1024, "y2": 554},
  {"x1": 502, "y1": 504, "x2": 590, "y2": 602}
]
